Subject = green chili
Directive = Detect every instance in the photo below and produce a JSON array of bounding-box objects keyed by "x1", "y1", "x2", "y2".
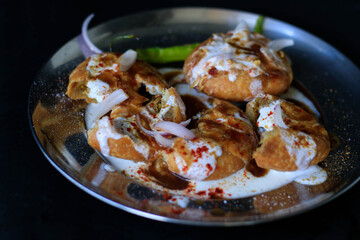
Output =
[
  {"x1": 136, "y1": 43, "x2": 199, "y2": 64},
  {"x1": 254, "y1": 15, "x2": 265, "y2": 34},
  {"x1": 111, "y1": 17, "x2": 264, "y2": 64}
]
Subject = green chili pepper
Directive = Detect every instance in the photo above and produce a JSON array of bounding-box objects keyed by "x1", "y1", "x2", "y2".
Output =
[
  {"x1": 112, "y1": 16, "x2": 264, "y2": 64},
  {"x1": 136, "y1": 43, "x2": 199, "y2": 64},
  {"x1": 254, "y1": 15, "x2": 265, "y2": 34}
]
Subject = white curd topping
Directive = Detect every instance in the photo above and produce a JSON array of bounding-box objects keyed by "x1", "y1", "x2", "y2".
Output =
[
  {"x1": 144, "y1": 83, "x2": 165, "y2": 95},
  {"x1": 257, "y1": 99, "x2": 282, "y2": 131},
  {"x1": 87, "y1": 54, "x2": 119, "y2": 76},
  {"x1": 190, "y1": 34, "x2": 263, "y2": 86},
  {"x1": 168, "y1": 196, "x2": 190, "y2": 208},
  {"x1": 294, "y1": 165, "x2": 327, "y2": 185},
  {"x1": 96, "y1": 116, "x2": 123, "y2": 156},
  {"x1": 96, "y1": 116, "x2": 149, "y2": 159},
  {"x1": 279, "y1": 129, "x2": 317, "y2": 170},
  {"x1": 105, "y1": 155, "x2": 327, "y2": 199},
  {"x1": 189, "y1": 20, "x2": 293, "y2": 89},
  {"x1": 86, "y1": 79, "x2": 110, "y2": 102},
  {"x1": 256, "y1": 97, "x2": 317, "y2": 170},
  {"x1": 171, "y1": 138, "x2": 222, "y2": 181}
]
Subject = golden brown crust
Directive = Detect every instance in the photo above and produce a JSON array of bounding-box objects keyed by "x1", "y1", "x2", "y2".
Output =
[
  {"x1": 199, "y1": 100, "x2": 258, "y2": 179},
  {"x1": 66, "y1": 53, "x2": 168, "y2": 103},
  {"x1": 246, "y1": 95, "x2": 330, "y2": 171},
  {"x1": 87, "y1": 123, "x2": 160, "y2": 162},
  {"x1": 205, "y1": 151, "x2": 245, "y2": 180},
  {"x1": 183, "y1": 34, "x2": 293, "y2": 102},
  {"x1": 162, "y1": 99, "x2": 258, "y2": 180},
  {"x1": 67, "y1": 52, "x2": 174, "y2": 162},
  {"x1": 67, "y1": 59, "x2": 91, "y2": 101}
]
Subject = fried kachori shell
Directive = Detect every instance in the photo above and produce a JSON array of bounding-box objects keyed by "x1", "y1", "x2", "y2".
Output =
[
  {"x1": 183, "y1": 33, "x2": 293, "y2": 102},
  {"x1": 67, "y1": 52, "x2": 168, "y2": 103},
  {"x1": 246, "y1": 95, "x2": 330, "y2": 171},
  {"x1": 165, "y1": 99, "x2": 258, "y2": 180}
]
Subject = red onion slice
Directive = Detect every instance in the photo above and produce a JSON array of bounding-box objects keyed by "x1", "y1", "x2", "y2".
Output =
[
  {"x1": 85, "y1": 89, "x2": 128, "y2": 129},
  {"x1": 154, "y1": 121, "x2": 196, "y2": 140},
  {"x1": 274, "y1": 103, "x2": 288, "y2": 129},
  {"x1": 117, "y1": 49, "x2": 137, "y2": 71},
  {"x1": 154, "y1": 134, "x2": 175, "y2": 147},
  {"x1": 136, "y1": 115, "x2": 190, "y2": 136},
  {"x1": 180, "y1": 119, "x2": 191, "y2": 127},
  {"x1": 267, "y1": 39, "x2": 294, "y2": 51},
  {"x1": 135, "y1": 115, "x2": 158, "y2": 136},
  {"x1": 79, "y1": 14, "x2": 102, "y2": 58},
  {"x1": 135, "y1": 115, "x2": 176, "y2": 147},
  {"x1": 77, "y1": 35, "x2": 97, "y2": 59}
]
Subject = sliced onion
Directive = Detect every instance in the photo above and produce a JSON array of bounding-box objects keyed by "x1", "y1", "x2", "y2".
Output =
[
  {"x1": 135, "y1": 114, "x2": 158, "y2": 136},
  {"x1": 85, "y1": 89, "x2": 128, "y2": 129},
  {"x1": 179, "y1": 119, "x2": 191, "y2": 127},
  {"x1": 154, "y1": 121, "x2": 196, "y2": 140},
  {"x1": 154, "y1": 134, "x2": 175, "y2": 147},
  {"x1": 77, "y1": 35, "x2": 97, "y2": 59},
  {"x1": 117, "y1": 49, "x2": 137, "y2": 71},
  {"x1": 135, "y1": 115, "x2": 176, "y2": 147},
  {"x1": 136, "y1": 114, "x2": 190, "y2": 136},
  {"x1": 274, "y1": 103, "x2": 288, "y2": 129},
  {"x1": 267, "y1": 39, "x2": 294, "y2": 51},
  {"x1": 79, "y1": 13, "x2": 102, "y2": 58}
]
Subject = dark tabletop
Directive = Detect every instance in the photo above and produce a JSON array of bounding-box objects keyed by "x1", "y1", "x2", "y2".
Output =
[{"x1": 1, "y1": 0, "x2": 360, "y2": 239}]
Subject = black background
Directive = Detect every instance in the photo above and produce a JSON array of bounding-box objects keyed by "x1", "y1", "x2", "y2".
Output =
[{"x1": 1, "y1": 0, "x2": 360, "y2": 239}]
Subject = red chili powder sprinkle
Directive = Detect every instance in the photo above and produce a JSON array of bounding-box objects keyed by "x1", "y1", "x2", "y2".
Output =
[
  {"x1": 165, "y1": 148, "x2": 174, "y2": 154},
  {"x1": 162, "y1": 193, "x2": 172, "y2": 201},
  {"x1": 109, "y1": 118, "x2": 114, "y2": 126},
  {"x1": 215, "y1": 188, "x2": 223, "y2": 194},
  {"x1": 206, "y1": 163, "x2": 213, "y2": 172},
  {"x1": 171, "y1": 208, "x2": 185, "y2": 215},
  {"x1": 191, "y1": 146, "x2": 209, "y2": 159},
  {"x1": 197, "y1": 191, "x2": 207, "y2": 196}
]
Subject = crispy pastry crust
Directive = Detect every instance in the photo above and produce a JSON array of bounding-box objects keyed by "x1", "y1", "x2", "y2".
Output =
[
  {"x1": 246, "y1": 95, "x2": 330, "y2": 171},
  {"x1": 183, "y1": 35, "x2": 293, "y2": 102},
  {"x1": 165, "y1": 99, "x2": 258, "y2": 180}
]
